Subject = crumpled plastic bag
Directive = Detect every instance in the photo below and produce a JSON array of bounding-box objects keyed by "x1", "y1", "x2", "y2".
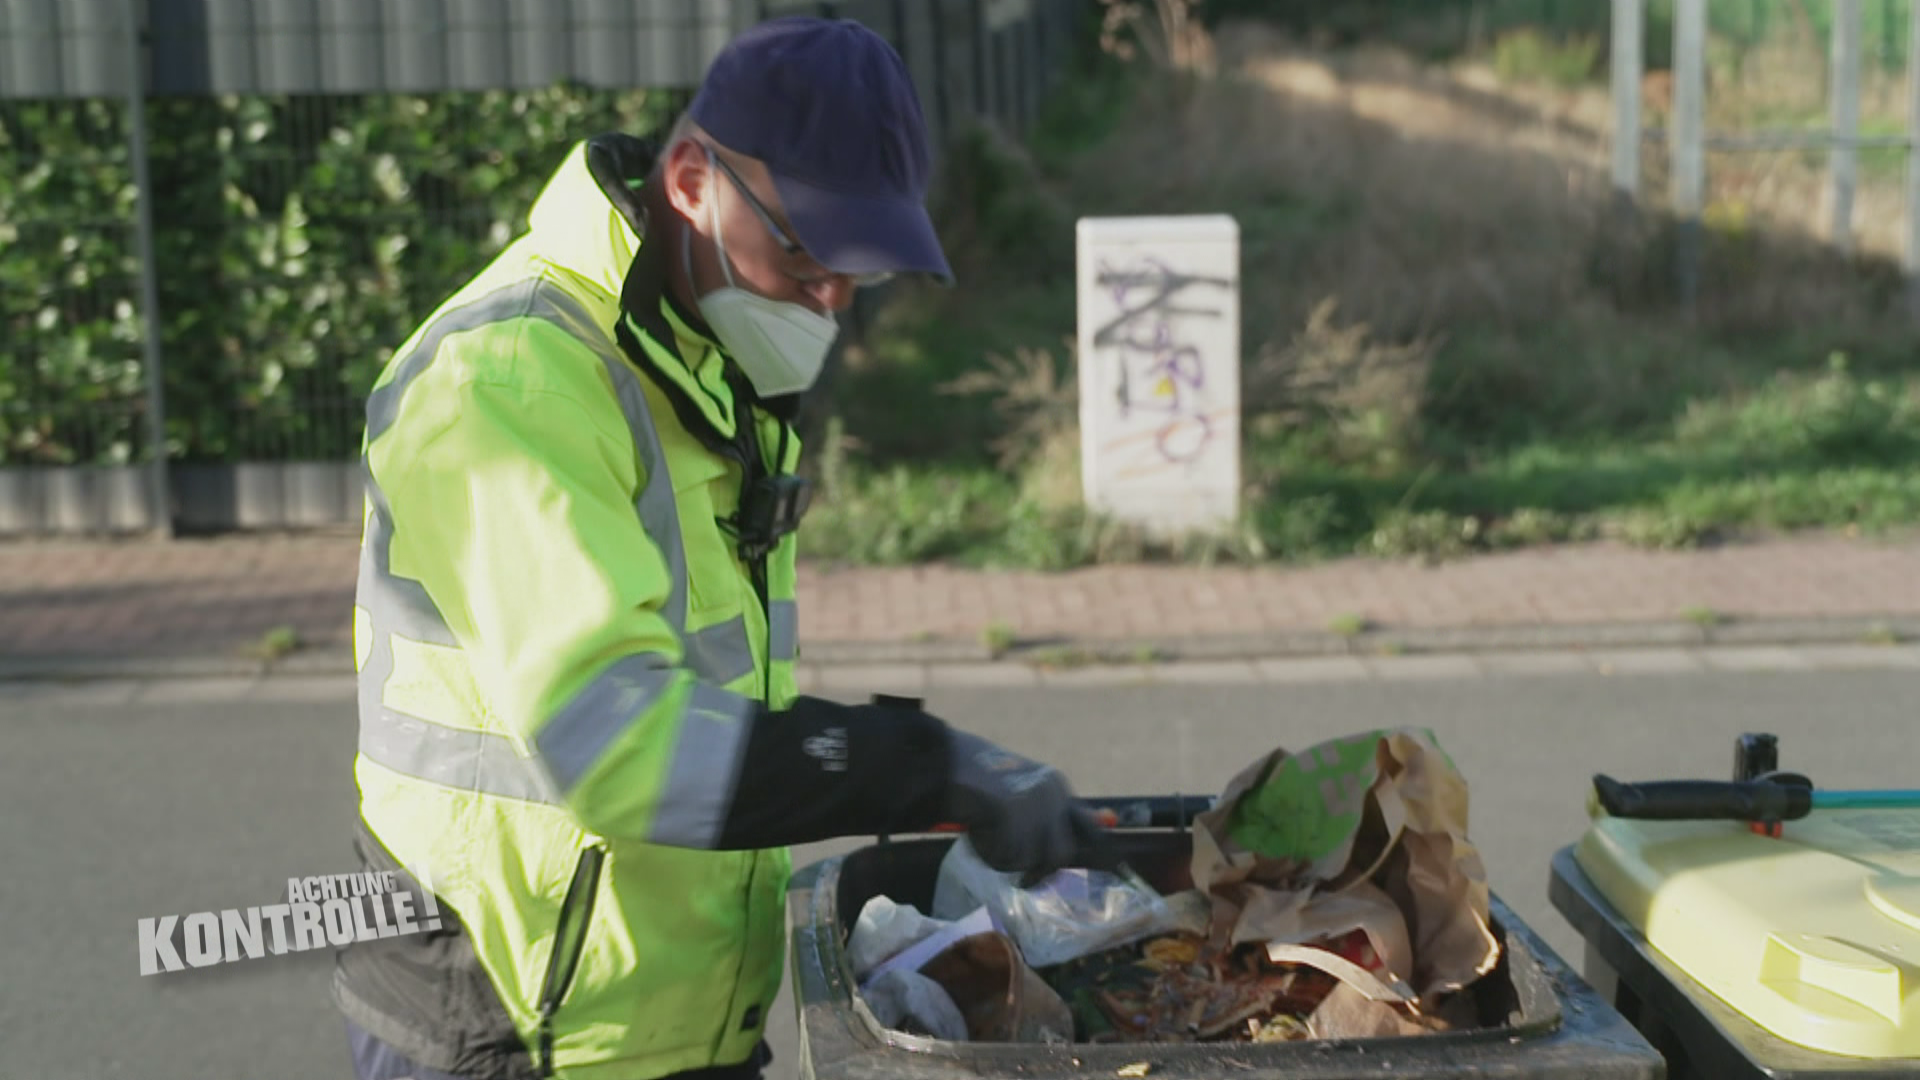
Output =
[
  {"x1": 849, "y1": 896, "x2": 946, "y2": 979},
  {"x1": 931, "y1": 837, "x2": 1180, "y2": 969},
  {"x1": 1191, "y1": 727, "x2": 1501, "y2": 1011},
  {"x1": 863, "y1": 968, "x2": 971, "y2": 1041},
  {"x1": 857, "y1": 902, "x2": 1002, "y2": 988}
]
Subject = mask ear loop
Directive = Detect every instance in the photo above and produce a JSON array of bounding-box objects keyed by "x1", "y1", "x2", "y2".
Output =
[
  {"x1": 679, "y1": 216, "x2": 695, "y2": 288},
  {"x1": 679, "y1": 146, "x2": 743, "y2": 295},
  {"x1": 704, "y1": 146, "x2": 742, "y2": 291}
]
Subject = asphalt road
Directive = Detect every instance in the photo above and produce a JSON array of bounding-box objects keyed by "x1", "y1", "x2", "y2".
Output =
[{"x1": 4, "y1": 663, "x2": 1916, "y2": 1079}]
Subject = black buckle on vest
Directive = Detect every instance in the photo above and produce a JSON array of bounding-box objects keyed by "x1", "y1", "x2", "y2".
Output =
[{"x1": 727, "y1": 474, "x2": 813, "y2": 561}]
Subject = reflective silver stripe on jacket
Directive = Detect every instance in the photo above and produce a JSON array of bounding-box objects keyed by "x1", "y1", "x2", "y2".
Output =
[
  {"x1": 768, "y1": 599, "x2": 798, "y2": 662},
  {"x1": 355, "y1": 278, "x2": 758, "y2": 826},
  {"x1": 687, "y1": 615, "x2": 756, "y2": 686},
  {"x1": 534, "y1": 654, "x2": 752, "y2": 848}
]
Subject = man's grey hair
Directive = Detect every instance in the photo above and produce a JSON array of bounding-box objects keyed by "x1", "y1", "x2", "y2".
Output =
[
  {"x1": 664, "y1": 113, "x2": 759, "y2": 169},
  {"x1": 665, "y1": 112, "x2": 707, "y2": 150}
]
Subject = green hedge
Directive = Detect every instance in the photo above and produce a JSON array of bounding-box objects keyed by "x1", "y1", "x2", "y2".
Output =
[
  {"x1": 0, "y1": 100, "x2": 145, "y2": 465},
  {"x1": 0, "y1": 85, "x2": 684, "y2": 466}
]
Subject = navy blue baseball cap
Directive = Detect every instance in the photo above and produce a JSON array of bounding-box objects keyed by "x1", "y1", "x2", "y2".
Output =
[{"x1": 687, "y1": 16, "x2": 954, "y2": 286}]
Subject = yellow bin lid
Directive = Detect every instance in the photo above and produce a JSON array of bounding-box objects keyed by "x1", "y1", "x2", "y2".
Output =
[{"x1": 1575, "y1": 808, "x2": 1920, "y2": 1060}]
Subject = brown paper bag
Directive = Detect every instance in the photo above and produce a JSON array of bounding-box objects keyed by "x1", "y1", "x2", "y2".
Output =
[
  {"x1": 920, "y1": 932, "x2": 1076, "y2": 1044},
  {"x1": 1307, "y1": 983, "x2": 1449, "y2": 1040},
  {"x1": 1190, "y1": 727, "x2": 1500, "y2": 1009}
]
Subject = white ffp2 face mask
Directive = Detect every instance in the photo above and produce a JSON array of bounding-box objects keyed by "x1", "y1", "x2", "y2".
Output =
[{"x1": 687, "y1": 160, "x2": 839, "y2": 398}]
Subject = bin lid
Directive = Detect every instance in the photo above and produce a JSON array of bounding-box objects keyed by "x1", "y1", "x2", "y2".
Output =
[{"x1": 1575, "y1": 808, "x2": 1920, "y2": 1060}]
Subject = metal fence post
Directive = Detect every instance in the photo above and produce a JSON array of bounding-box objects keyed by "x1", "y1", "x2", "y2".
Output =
[
  {"x1": 1673, "y1": 0, "x2": 1708, "y2": 310},
  {"x1": 931, "y1": 0, "x2": 951, "y2": 143},
  {"x1": 1881, "y1": 0, "x2": 1897, "y2": 72},
  {"x1": 1611, "y1": 0, "x2": 1644, "y2": 204},
  {"x1": 1904, "y1": 0, "x2": 1920, "y2": 315},
  {"x1": 1830, "y1": 0, "x2": 1862, "y2": 256},
  {"x1": 1034, "y1": 0, "x2": 1051, "y2": 93},
  {"x1": 971, "y1": 0, "x2": 989, "y2": 118},
  {"x1": 123, "y1": 0, "x2": 173, "y2": 537}
]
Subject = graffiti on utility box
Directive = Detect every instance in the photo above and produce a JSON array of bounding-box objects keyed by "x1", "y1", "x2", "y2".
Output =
[
  {"x1": 1076, "y1": 216, "x2": 1241, "y2": 534},
  {"x1": 1093, "y1": 259, "x2": 1236, "y2": 470}
]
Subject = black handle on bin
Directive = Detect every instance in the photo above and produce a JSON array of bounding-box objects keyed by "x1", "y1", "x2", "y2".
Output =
[
  {"x1": 1592, "y1": 774, "x2": 1813, "y2": 822},
  {"x1": 1080, "y1": 794, "x2": 1216, "y2": 830},
  {"x1": 926, "y1": 795, "x2": 1216, "y2": 836}
]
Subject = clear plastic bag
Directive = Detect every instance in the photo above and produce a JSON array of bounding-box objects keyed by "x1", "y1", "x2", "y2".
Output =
[
  {"x1": 862, "y1": 967, "x2": 971, "y2": 1041},
  {"x1": 849, "y1": 896, "x2": 948, "y2": 979},
  {"x1": 930, "y1": 837, "x2": 1179, "y2": 969}
]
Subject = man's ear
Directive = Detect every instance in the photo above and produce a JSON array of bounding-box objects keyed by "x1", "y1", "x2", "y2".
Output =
[{"x1": 661, "y1": 139, "x2": 713, "y2": 228}]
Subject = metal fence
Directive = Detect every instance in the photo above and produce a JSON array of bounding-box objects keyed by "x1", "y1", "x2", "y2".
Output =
[
  {"x1": 0, "y1": 0, "x2": 1086, "y2": 534},
  {"x1": 1245, "y1": 0, "x2": 1920, "y2": 304},
  {"x1": 1608, "y1": 0, "x2": 1920, "y2": 306}
]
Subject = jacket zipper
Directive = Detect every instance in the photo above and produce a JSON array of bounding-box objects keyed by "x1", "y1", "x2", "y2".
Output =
[
  {"x1": 534, "y1": 843, "x2": 607, "y2": 1079},
  {"x1": 725, "y1": 392, "x2": 778, "y2": 1058},
  {"x1": 535, "y1": 416, "x2": 775, "y2": 1073},
  {"x1": 732, "y1": 382, "x2": 778, "y2": 711},
  {"x1": 609, "y1": 248, "x2": 782, "y2": 1063}
]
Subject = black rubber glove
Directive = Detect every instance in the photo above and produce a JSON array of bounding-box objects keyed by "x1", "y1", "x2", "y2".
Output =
[
  {"x1": 712, "y1": 694, "x2": 954, "y2": 851},
  {"x1": 942, "y1": 729, "x2": 1110, "y2": 877}
]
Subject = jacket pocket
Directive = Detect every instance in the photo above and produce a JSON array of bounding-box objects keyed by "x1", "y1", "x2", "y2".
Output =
[
  {"x1": 667, "y1": 455, "x2": 744, "y2": 622},
  {"x1": 578, "y1": 843, "x2": 758, "y2": 1062},
  {"x1": 719, "y1": 847, "x2": 791, "y2": 1062}
]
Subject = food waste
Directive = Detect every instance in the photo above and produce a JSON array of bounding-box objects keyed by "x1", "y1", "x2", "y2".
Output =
[
  {"x1": 1041, "y1": 928, "x2": 1431, "y2": 1044},
  {"x1": 850, "y1": 730, "x2": 1505, "y2": 1046}
]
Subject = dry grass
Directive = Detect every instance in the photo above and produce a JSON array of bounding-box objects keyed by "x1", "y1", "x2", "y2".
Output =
[
  {"x1": 1063, "y1": 22, "x2": 1616, "y2": 344},
  {"x1": 1246, "y1": 297, "x2": 1438, "y2": 470},
  {"x1": 1099, "y1": 0, "x2": 1215, "y2": 75},
  {"x1": 1052, "y1": 19, "x2": 1914, "y2": 362},
  {"x1": 806, "y1": 11, "x2": 1920, "y2": 568},
  {"x1": 871, "y1": 11, "x2": 1920, "y2": 478},
  {"x1": 937, "y1": 343, "x2": 1077, "y2": 471}
]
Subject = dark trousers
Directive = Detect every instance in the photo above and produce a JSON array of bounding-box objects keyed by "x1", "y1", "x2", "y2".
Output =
[{"x1": 345, "y1": 1020, "x2": 773, "y2": 1080}]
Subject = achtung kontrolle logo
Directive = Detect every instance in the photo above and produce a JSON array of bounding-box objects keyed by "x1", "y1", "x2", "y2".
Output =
[{"x1": 138, "y1": 868, "x2": 441, "y2": 976}]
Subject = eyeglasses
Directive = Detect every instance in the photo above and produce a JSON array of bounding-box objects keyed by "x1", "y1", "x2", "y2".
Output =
[{"x1": 705, "y1": 147, "x2": 894, "y2": 289}]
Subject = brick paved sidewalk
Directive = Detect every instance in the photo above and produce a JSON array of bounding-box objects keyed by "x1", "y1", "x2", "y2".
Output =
[{"x1": 5, "y1": 530, "x2": 1920, "y2": 665}]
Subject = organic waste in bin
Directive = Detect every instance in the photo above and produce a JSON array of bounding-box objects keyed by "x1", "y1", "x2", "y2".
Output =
[{"x1": 846, "y1": 727, "x2": 1513, "y2": 1046}]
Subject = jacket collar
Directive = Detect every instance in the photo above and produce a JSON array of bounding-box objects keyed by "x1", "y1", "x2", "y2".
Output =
[{"x1": 523, "y1": 133, "x2": 746, "y2": 440}]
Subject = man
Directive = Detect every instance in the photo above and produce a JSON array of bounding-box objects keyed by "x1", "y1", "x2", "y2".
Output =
[{"x1": 332, "y1": 15, "x2": 1109, "y2": 1080}]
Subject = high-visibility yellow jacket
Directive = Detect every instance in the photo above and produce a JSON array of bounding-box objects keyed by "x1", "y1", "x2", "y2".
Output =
[{"x1": 332, "y1": 134, "x2": 811, "y2": 1080}]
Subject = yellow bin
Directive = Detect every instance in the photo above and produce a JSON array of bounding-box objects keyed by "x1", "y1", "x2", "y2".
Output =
[{"x1": 1552, "y1": 806, "x2": 1920, "y2": 1079}]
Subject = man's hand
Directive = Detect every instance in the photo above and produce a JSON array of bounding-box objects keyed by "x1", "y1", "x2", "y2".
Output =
[{"x1": 942, "y1": 730, "x2": 1111, "y2": 877}]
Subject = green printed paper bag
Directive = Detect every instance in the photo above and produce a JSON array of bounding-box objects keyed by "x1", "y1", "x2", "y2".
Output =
[{"x1": 1189, "y1": 727, "x2": 1498, "y2": 1005}]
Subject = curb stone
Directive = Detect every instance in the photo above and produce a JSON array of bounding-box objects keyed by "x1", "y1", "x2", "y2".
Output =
[
  {"x1": 10, "y1": 645, "x2": 1920, "y2": 705},
  {"x1": 3, "y1": 615, "x2": 1920, "y2": 683}
]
